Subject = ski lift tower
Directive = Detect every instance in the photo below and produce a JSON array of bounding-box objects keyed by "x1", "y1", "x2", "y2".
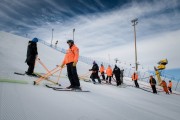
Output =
[{"x1": 131, "y1": 18, "x2": 138, "y2": 71}]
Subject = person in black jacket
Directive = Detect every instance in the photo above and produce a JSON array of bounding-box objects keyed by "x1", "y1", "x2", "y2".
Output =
[
  {"x1": 89, "y1": 61, "x2": 101, "y2": 84},
  {"x1": 113, "y1": 65, "x2": 121, "y2": 86},
  {"x1": 120, "y1": 69, "x2": 124, "y2": 84},
  {"x1": 25, "y1": 38, "x2": 38, "y2": 75},
  {"x1": 149, "y1": 75, "x2": 157, "y2": 94}
]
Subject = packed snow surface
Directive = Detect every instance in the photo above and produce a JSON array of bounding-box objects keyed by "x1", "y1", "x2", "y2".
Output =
[{"x1": 0, "y1": 31, "x2": 180, "y2": 120}]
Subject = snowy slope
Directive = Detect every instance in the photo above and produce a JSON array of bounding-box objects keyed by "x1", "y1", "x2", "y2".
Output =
[{"x1": 0, "y1": 31, "x2": 180, "y2": 120}]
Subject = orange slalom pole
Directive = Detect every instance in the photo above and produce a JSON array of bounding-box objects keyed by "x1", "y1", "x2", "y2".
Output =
[
  {"x1": 35, "y1": 68, "x2": 61, "y2": 85},
  {"x1": 56, "y1": 68, "x2": 63, "y2": 83},
  {"x1": 34, "y1": 57, "x2": 39, "y2": 67},
  {"x1": 34, "y1": 66, "x2": 60, "y2": 85},
  {"x1": 37, "y1": 58, "x2": 50, "y2": 73}
]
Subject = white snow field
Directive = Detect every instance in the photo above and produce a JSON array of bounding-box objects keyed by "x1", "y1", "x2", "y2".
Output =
[{"x1": 0, "y1": 31, "x2": 180, "y2": 120}]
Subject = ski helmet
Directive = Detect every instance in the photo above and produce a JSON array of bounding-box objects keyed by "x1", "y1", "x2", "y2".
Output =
[{"x1": 67, "y1": 39, "x2": 74, "y2": 44}]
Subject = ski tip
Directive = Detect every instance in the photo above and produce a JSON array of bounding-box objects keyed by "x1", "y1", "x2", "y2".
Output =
[
  {"x1": 55, "y1": 83, "x2": 61, "y2": 86},
  {"x1": 33, "y1": 81, "x2": 37, "y2": 85},
  {"x1": 14, "y1": 72, "x2": 25, "y2": 75}
]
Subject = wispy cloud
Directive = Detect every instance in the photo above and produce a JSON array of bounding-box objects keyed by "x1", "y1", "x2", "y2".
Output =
[{"x1": 0, "y1": 0, "x2": 180, "y2": 69}]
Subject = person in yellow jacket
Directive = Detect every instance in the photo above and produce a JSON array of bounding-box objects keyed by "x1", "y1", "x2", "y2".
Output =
[
  {"x1": 60, "y1": 40, "x2": 80, "y2": 90},
  {"x1": 168, "y1": 80, "x2": 172, "y2": 94},
  {"x1": 132, "y1": 72, "x2": 139, "y2": 88},
  {"x1": 106, "y1": 65, "x2": 113, "y2": 84},
  {"x1": 99, "y1": 64, "x2": 105, "y2": 80}
]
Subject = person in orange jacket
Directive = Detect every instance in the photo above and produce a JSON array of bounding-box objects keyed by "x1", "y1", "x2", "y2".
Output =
[
  {"x1": 132, "y1": 72, "x2": 139, "y2": 88},
  {"x1": 106, "y1": 65, "x2": 113, "y2": 84},
  {"x1": 99, "y1": 64, "x2": 105, "y2": 80},
  {"x1": 160, "y1": 80, "x2": 169, "y2": 94},
  {"x1": 60, "y1": 40, "x2": 80, "y2": 90},
  {"x1": 168, "y1": 80, "x2": 172, "y2": 94}
]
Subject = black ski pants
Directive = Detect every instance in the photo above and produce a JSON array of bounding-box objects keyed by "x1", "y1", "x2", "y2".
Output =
[
  {"x1": 115, "y1": 75, "x2": 121, "y2": 86},
  {"x1": 168, "y1": 87, "x2": 172, "y2": 93},
  {"x1": 134, "y1": 80, "x2": 139, "y2": 88},
  {"x1": 27, "y1": 61, "x2": 35, "y2": 74},
  {"x1": 151, "y1": 85, "x2": 157, "y2": 93},
  {"x1": 106, "y1": 76, "x2": 112, "y2": 83},
  {"x1": 91, "y1": 72, "x2": 101, "y2": 83},
  {"x1": 100, "y1": 72, "x2": 105, "y2": 80},
  {"x1": 66, "y1": 62, "x2": 80, "y2": 87}
]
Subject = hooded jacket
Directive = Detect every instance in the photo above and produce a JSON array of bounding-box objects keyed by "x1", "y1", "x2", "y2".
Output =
[
  {"x1": 113, "y1": 66, "x2": 121, "y2": 76},
  {"x1": 25, "y1": 41, "x2": 38, "y2": 64},
  {"x1": 89, "y1": 63, "x2": 99, "y2": 79}
]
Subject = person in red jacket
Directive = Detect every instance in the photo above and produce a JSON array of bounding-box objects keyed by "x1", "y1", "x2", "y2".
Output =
[
  {"x1": 60, "y1": 40, "x2": 80, "y2": 90},
  {"x1": 132, "y1": 72, "x2": 139, "y2": 88},
  {"x1": 106, "y1": 65, "x2": 113, "y2": 84},
  {"x1": 160, "y1": 80, "x2": 169, "y2": 94},
  {"x1": 168, "y1": 80, "x2": 172, "y2": 94}
]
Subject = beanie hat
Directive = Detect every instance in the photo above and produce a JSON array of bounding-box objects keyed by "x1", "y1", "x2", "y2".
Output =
[
  {"x1": 67, "y1": 39, "x2": 74, "y2": 44},
  {"x1": 32, "y1": 38, "x2": 38, "y2": 43}
]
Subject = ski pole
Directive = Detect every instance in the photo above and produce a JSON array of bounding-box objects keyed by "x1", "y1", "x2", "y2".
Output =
[
  {"x1": 79, "y1": 71, "x2": 91, "y2": 78},
  {"x1": 79, "y1": 71, "x2": 91, "y2": 77},
  {"x1": 112, "y1": 77, "x2": 116, "y2": 82}
]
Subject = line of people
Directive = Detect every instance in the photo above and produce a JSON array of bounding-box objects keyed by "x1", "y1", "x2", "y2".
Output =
[
  {"x1": 131, "y1": 72, "x2": 173, "y2": 94},
  {"x1": 89, "y1": 61, "x2": 124, "y2": 86},
  {"x1": 149, "y1": 75, "x2": 173, "y2": 94},
  {"x1": 26, "y1": 38, "x2": 173, "y2": 93}
]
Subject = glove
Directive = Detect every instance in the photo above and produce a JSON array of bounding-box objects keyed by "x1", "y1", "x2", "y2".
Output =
[
  {"x1": 73, "y1": 62, "x2": 77, "y2": 67},
  {"x1": 60, "y1": 64, "x2": 65, "y2": 68}
]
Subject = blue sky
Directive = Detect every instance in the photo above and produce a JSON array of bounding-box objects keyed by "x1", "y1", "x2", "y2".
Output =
[{"x1": 0, "y1": 0, "x2": 180, "y2": 73}]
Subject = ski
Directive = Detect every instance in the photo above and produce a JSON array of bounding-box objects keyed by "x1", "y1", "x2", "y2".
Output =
[
  {"x1": 14, "y1": 72, "x2": 39, "y2": 77},
  {"x1": 117, "y1": 84, "x2": 127, "y2": 88},
  {"x1": 138, "y1": 87, "x2": 153, "y2": 93},
  {"x1": 14, "y1": 72, "x2": 25, "y2": 75},
  {"x1": 45, "y1": 84, "x2": 62, "y2": 89},
  {"x1": 53, "y1": 88, "x2": 90, "y2": 92},
  {"x1": 14, "y1": 72, "x2": 49, "y2": 79}
]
